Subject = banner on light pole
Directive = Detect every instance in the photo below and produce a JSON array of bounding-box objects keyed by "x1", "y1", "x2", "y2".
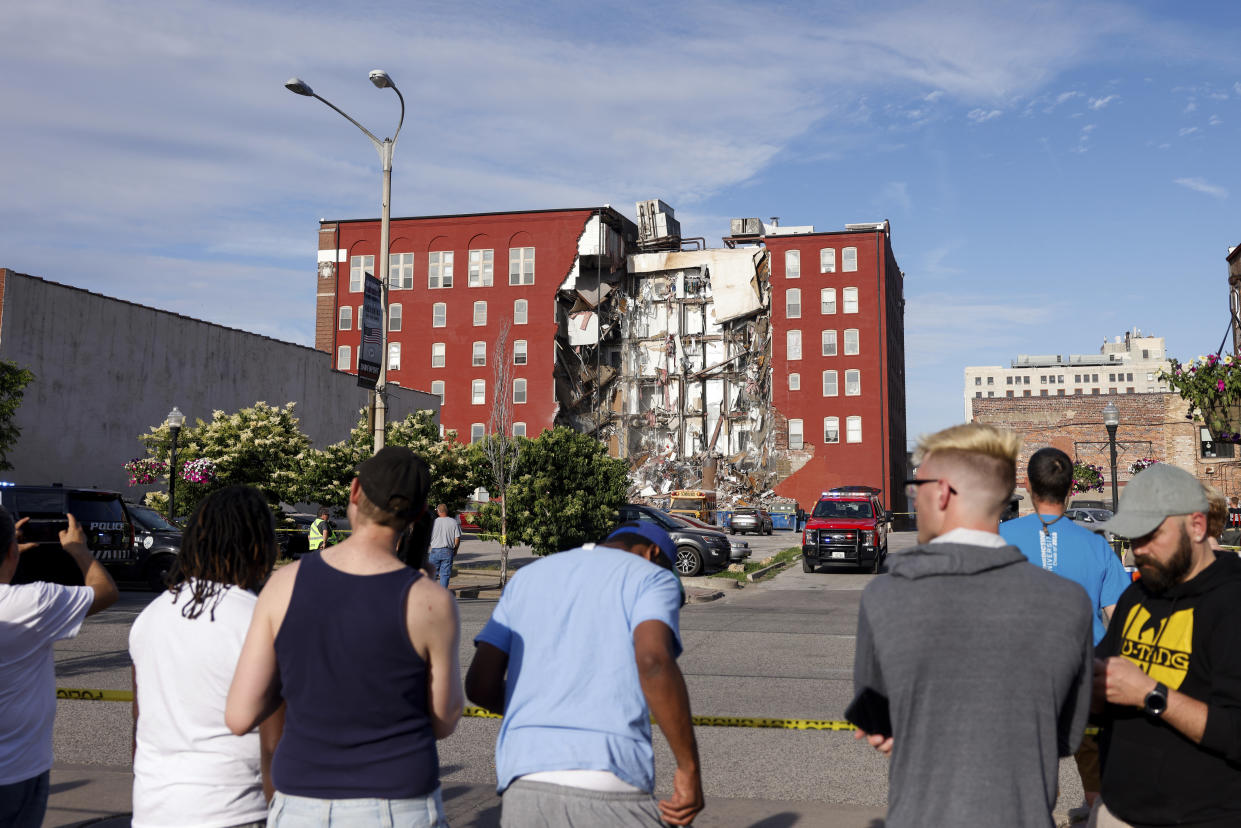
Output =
[{"x1": 357, "y1": 274, "x2": 382, "y2": 389}]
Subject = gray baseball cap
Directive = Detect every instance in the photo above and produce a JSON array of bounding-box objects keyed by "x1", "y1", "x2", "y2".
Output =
[{"x1": 1097, "y1": 463, "x2": 1208, "y2": 539}]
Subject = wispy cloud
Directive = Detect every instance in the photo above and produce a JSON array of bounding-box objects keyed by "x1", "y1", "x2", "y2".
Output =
[
  {"x1": 1179, "y1": 126, "x2": 1200, "y2": 136},
  {"x1": 1174, "y1": 177, "x2": 1228, "y2": 199},
  {"x1": 1209, "y1": 114, "x2": 1222, "y2": 126},
  {"x1": 923, "y1": 90, "x2": 944, "y2": 103},
  {"x1": 967, "y1": 108, "x2": 1003, "y2": 123},
  {"x1": 878, "y1": 181, "x2": 912, "y2": 211},
  {"x1": 1088, "y1": 94, "x2": 1118, "y2": 109},
  {"x1": 1184, "y1": 100, "x2": 1198, "y2": 113}
]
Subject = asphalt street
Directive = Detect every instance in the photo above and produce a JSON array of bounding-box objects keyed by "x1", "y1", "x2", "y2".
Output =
[{"x1": 48, "y1": 529, "x2": 1087, "y2": 826}]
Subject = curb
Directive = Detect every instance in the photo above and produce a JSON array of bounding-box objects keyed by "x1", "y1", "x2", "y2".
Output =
[
  {"x1": 746, "y1": 556, "x2": 799, "y2": 582},
  {"x1": 682, "y1": 575, "x2": 740, "y2": 590}
]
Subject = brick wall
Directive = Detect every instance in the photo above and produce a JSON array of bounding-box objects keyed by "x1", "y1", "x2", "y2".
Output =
[{"x1": 972, "y1": 392, "x2": 1239, "y2": 500}]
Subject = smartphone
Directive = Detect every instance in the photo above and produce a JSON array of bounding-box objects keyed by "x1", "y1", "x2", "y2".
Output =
[{"x1": 845, "y1": 687, "x2": 892, "y2": 738}]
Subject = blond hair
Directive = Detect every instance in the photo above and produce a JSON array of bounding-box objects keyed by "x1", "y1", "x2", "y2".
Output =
[
  {"x1": 915, "y1": 424, "x2": 1021, "y2": 514},
  {"x1": 1203, "y1": 483, "x2": 1227, "y2": 539}
]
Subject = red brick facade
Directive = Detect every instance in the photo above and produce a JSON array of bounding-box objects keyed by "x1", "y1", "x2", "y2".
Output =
[
  {"x1": 971, "y1": 392, "x2": 1239, "y2": 501},
  {"x1": 763, "y1": 229, "x2": 908, "y2": 511}
]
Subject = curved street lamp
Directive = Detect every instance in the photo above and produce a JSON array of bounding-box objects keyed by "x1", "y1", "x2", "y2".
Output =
[
  {"x1": 285, "y1": 72, "x2": 405, "y2": 452},
  {"x1": 165, "y1": 406, "x2": 186, "y2": 524}
]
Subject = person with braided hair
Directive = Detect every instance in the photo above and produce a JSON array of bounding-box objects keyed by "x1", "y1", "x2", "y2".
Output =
[{"x1": 128, "y1": 485, "x2": 281, "y2": 828}]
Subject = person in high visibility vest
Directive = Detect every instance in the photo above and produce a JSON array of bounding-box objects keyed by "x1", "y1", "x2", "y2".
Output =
[{"x1": 308, "y1": 507, "x2": 337, "y2": 551}]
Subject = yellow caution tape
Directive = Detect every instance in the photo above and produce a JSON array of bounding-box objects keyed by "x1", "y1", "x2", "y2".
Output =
[{"x1": 56, "y1": 690, "x2": 1102, "y2": 735}]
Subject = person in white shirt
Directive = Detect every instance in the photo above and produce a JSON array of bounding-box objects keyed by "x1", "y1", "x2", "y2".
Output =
[
  {"x1": 129, "y1": 485, "x2": 281, "y2": 828},
  {"x1": 0, "y1": 509, "x2": 118, "y2": 828}
]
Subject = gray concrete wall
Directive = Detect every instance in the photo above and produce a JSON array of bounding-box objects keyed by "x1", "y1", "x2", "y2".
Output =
[{"x1": 0, "y1": 271, "x2": 438, "y2": 492}]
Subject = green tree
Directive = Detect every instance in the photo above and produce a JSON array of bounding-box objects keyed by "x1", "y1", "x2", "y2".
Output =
[
  {"x1": 298, "y1": 410, "x2": 480, "y2": 516},
  {"x1": 482, "y1": 426, "x2": 628, "y2": 556},
  {"x1": 136, "y1": 402, "x2": 311, "y2": 517},
  {"x1": 0, "y1": 361, "x2": 34, "y2": 471}
]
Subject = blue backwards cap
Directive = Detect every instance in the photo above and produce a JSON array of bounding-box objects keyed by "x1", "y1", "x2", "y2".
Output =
[{"x1": 605, "y1": 521, "x2": 676, "y2": 562}]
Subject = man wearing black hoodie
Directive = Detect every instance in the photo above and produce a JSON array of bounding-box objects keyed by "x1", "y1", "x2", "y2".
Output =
[
  {"x1": 853, "y1": 424, "x2": 1093, "y2": 828},
  {"x1": 1091, "y1": 464, "x2": 1241, "y2": 828}
]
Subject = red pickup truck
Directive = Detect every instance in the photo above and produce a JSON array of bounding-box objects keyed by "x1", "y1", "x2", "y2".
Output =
[{"x1": 801, "y1": 487, "x2": 889, "y2": 574}]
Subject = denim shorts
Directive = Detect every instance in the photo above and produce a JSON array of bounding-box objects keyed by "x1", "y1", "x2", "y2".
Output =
[{"x1": 269, "y1": 788, "x2": 447, "y2": 827}]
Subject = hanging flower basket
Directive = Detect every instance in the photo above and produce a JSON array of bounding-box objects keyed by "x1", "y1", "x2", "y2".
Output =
[
  {"x1": 1072, "y1": 462, "x2": 1105, "y2": 494},
  {"x1": 1161, "y1": 353, "x2": 1241, "y2": 442},
  {"x1": 181, "y1": 458, "x2": 217, "y2": 485},
  {"x1": 1127, "y1": 458, "x2": 1159, "y2": 475},
  {"x1": 123, "y1": 457, "x2": 167, "y2": 486}
]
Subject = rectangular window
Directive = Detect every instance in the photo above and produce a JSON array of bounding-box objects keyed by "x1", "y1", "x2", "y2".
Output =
[
  {"x1": 429, "y1": 251, "x2": 454, "y2": 289},
  {"x1": 787, "y1": 330, "x2": 802, "y2": 361},
  {"x1": 786, "y1": 288, "x2": 801, "y2": 318},
  {"x1": 388, "y1": 343, "x2": 401, "y2": 370},
  {"x1": 431, "y1": 342, "x2": 445, "y2": 368},
  {"x1": 514, "y1": 299, "x2": 528, "y2": 325},
  {"x1": 513, "y1": 422, "x2": 526, "y2": 438},
  {"x1": 820, "y1": 248, "x2": 836, "y2": 273},
  {"x1": 785, "y1": 249, "x2": 800, "y2": 279},
  {"x1": 430, "y1": 380, "x2": 444, "y2": 403},
  {"x1": 514, "y1": 340, "x2": 527, "y2": 365},
  {"x1": 349, "y1": 255, "x2": 373, "y2": 293},
  {"x1": 388, "y1": 304, "x2": 402, "y2": 332},
  {"x1": 823, "y1": 370, "x2": 838, "y2": 397},
  {"x1": 1040, "y1": 376, "x2": 1047, "y2": 384},
  {"x1": 1040, "y1": 389, "x2": 1048, "y2": 396},
  {"x1": 986, "y1": 376, "x2": 994, "y2": 385},
  {"x1": 389, "y1": 252, "x2": 413, "y2": 290},
  {"x1": 846, "y1": 415, "x2": 862, "y2": 443},
  {"x1": 976, "y1": 391, "x2": 983, "y2": 398},
  {"x1": 1026, "y1": 376, "x2": 1032, "y2": 384},
  {"x1": 1202, "y1": 427, "x2": 1236, "y2": 458},
  {"x1": 845, "y1": 369, "x2": 860, "y2": 396},
  {"x1": 1074, "y1": 374, "x2": 1081, "y2": 383},
  {"x1": 432, "y1": 303, "x2": 446, "y2": 328},
  {"x1": 473, "y1": 301, "x2": 487, "y2": 326},
  {"x1": 473, "y1": 341, "x2": 486, "y2": 367},
  {"x1": 338, "y1": 306, "x2": 352, "y2": 331},
  {"x1": 843, "y1": 247, "x2": 858, "y2": 272},
  {"x1": 514, "y1": 378, "x2": 527, "y2": 404},
  {"x1": 844, "y1": 328, "x2": 859, "y2": 356},
  {"x1": 789, "y1": 418, "x2": 804, "y2": 450},
  {"x1": 336, "y1": 345, "x2": 351, "y2": 370},
  {"x1": 824, "y1": 416, "x2": 840, "y2": 443},
  {"x1": 470, "y1": 423, "x2": 484, "y2": 443},
  {"x1": 1006, "y1": 390, "x2": 1014, "y2": 397},
  {"x1": 822, "y1": 329, "x2": 837, "y2": 356},
  {"x1": 1092, "y1": 374, "x2": 1099, "y2": 382},
  {"x1": 821, "y1": 288, "x2": 836, "y2": 314},
  {"x1": 509, "y1": 246, "x2": 535, "y2": 285},
  {"x1": 789, "y1": 372, "x2": 800, "y2": 391},
  {"x1": 975, "y1": 377, "x2": 982, "y2": 386},
  {"x1": 472, "y1": 380, "x2": 485, "y2": 405},
  {"x1": 843, "y1": 287, "x2": 859, "y2": 313},
  {"x1": 1108, "y1": 373, "x2": 1115, "y2": 382},
  {"x1": 468, "y1": 248, "x2": 494, "y2": 287}
]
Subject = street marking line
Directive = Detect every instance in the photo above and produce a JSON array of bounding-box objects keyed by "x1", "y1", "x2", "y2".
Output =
[{"x1": 55, "y1": 690, "x2": 1102, "y2": 735}]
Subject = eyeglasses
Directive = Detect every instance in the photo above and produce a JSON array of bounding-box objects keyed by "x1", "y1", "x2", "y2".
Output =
[{"x1": 904, "y1": 478, "x2": 958, "y2": 498}]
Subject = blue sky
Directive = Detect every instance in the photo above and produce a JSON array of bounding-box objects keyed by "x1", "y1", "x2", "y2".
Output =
[{"x1": 1, "y1": 0, "x2": 1238, "y2": 444}]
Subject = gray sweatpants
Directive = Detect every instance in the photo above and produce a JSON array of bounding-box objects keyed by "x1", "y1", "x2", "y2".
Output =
[{"x1": 501, "y1": 779, "x2": 664, "y2": 827}]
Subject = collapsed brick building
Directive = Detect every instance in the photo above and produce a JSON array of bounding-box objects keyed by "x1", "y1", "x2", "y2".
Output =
[{"x1": 315, "y1": 201, "x2": 909, "y2": 512}]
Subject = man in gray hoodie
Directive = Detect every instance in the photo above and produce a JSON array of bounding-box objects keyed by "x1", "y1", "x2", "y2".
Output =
[{"x1": 853, "y1": 423, "x2": 1093, "y2": 828}]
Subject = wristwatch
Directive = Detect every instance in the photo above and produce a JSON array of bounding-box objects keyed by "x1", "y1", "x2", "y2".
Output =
[{"x1": 1143, "y1": 681, "x2": 1169, "y2": 718}]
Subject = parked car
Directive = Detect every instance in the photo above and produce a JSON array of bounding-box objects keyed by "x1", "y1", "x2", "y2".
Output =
[
  {"x1": 125, "y1": 501, "x2": 183, "y2": 591},
  {"x1": 616, "y1": 503, "x2": 732, "y2": 577},
  {"x1": 675, "y1": 513, "x2": 750, "y2": 562},
  {"x1": 0, "y1": 484, "x2": 167, "y2": 589},
  {"x1": 729, "y1": 507, "x2": 773, "y2": 536},
  {"x1": 801, "y1": 487, "x2": 889, "y2": 574},
  {"x1": 1066, "y1": 507, "x2": 1115, "y2": 541}
]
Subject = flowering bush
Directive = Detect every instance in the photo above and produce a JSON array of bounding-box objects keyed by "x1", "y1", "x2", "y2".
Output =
[
  {"x1": 181, "y1": 457, "x2": 216, "y2": 484},
  {"x1": 1072, "y1": 462, "x2": 1105, "y2": 494},
  {"x1": 1127, "y1": 458, "x2": 1159, "y2": 475},
  {"x1": 123, "y1": 457, "x2": 167, "y2": 486},
  {"x1": 1161, "y1": 353, "x2": 1241, "y2": 442}
]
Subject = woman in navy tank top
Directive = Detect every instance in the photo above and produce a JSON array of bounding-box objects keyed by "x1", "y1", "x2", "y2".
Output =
[{"x1": 227, "y1": 448, "x2": 463, "y2": 826}]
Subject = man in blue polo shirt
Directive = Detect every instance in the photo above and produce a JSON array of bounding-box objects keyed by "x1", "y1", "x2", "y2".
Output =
[
  {"x1": 1000, "y1": 446, "x2": 1128, "y2": 814},
  {"x1": 465, "y1": 522, "x2": 703, "y2": 827}
]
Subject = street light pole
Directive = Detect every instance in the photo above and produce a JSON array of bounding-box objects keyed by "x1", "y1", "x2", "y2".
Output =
[
  {"x1": 1103, "y1": 401, "x2": 1120, "y2": 514},
  {"x1": 285, "y1": 72, "x2": 405, "y2": 453},
  {"x1": 165, "y1": 406, "x2": 185, "y2": 524}
]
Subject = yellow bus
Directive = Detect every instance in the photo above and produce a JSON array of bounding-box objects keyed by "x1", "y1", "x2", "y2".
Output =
[{"x1": 668, "y1": 490, "x2": 717, "y2": 524}]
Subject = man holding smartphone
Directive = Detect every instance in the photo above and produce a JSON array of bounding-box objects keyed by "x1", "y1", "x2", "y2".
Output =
[
  {"x1": 0, "y1": 509, "x2": 118, "y2": 827},
  {"x1": 852, "y1": 424, "x2": 1093, "y2": 828}
]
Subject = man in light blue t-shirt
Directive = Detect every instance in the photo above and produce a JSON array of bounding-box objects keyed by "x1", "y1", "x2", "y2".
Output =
[
  {"x1": 999, "y1": 447, "x2": 1128, "y2": 813},
  {"x1": 465, "y1": 522, "x2": 703, "y2": 827}
]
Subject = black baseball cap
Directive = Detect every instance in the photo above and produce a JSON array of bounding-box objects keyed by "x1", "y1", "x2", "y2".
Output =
[{"x1": 357, "y1": 446, "x2": 431, "y2": 519}]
